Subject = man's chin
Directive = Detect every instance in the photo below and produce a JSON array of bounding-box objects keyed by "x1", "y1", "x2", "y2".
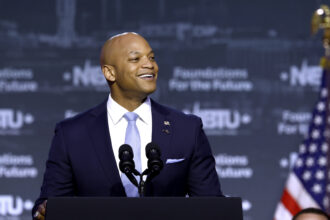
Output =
[
  {"x1": 148, "y1": 87, "x2": 157, "y2": 96},
  {"x1": 142, "y1": 85, "x2": 156, "y2": 95},
  {"x1": 138, "y1": 87, "x2": 155, "y2": 100}
]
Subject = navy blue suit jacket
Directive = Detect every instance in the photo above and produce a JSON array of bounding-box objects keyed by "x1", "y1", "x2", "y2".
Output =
[{"x1": 34, "y1": 99, "x2": 222, "y2": 211}]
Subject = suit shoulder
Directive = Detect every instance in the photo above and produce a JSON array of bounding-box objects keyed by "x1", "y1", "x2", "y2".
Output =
[
  {"x1": 55, "y1": 100, "x2": 106, "y2": 131},
  {"x1": 152, "y1": 100, "x2": 201, "y2": 124}
]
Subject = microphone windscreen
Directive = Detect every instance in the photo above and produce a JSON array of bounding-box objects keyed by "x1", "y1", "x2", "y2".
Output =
[
  {"x1": 146, "y1": 142, "x2": 161, "y2": 158},
  {"x1": 119, "y1": 144, "x2": 133, "y2": 160}
]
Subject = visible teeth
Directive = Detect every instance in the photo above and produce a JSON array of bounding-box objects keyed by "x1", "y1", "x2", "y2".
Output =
[{"x1": 140, "y1": 74, "x2": 153, "y2": 78}]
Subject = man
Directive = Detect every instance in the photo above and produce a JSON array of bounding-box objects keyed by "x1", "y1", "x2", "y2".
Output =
[
  {"x1": 293, "y1": 208, "x2": 330, "y2": 220},
  {"x1": 33, "y1": 32, "x2": 222, "y2": 219}
]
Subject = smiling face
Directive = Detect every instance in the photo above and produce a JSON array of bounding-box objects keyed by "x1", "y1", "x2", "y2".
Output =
[{"x1": 101, "y1": 33, "x2": 158, "y2": 106}]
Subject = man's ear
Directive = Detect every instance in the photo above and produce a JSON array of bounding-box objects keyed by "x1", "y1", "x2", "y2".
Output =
[{"x1": 102, "y1": 65, "x2": 116, "y2": 82}]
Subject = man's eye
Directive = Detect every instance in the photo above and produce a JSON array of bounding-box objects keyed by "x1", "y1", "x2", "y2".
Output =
[
  {"x1": 129, "y1": 57, "x2": 139, "y2": 62},
  {"x1": 149, "y1": 56, "x2": 155, "y2": 61}
]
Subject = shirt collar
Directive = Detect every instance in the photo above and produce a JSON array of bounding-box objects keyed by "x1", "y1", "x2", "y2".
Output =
[{"x1": 107, "y1": 94, "x2": 152, "y2": 125}]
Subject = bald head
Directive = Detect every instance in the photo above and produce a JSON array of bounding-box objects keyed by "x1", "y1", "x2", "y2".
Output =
[
  {"x1": 293, "y1": 208, "x2": 330, "y2": 220},
  {"x1": 100, "y1": 32, "x2": 149, "y2": 67},
  {"x1": 294, "y1": 213, "x2": 328, "y2": 220},
  {"x1": 99, "y1": 32, "x2": 158, "y2": 110}
]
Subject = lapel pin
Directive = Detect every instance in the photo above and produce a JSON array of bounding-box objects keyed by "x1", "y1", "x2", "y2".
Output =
[
  {"x1": 164, "y1": 121, "x2": 170, "y2": 126},
  {"x1": 162, "y1": 129, "x2": 170, "y2": 134}
]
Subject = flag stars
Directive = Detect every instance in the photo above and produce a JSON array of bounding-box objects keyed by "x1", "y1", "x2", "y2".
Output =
[
  {"x1": 277, "y1": 84, "x2": 330, "y2": 213},
  {"x1": 309, "y1": 144, "x2": 317, "y2": 153},
  {"x1": 312, "y1": 129, "x2": 320, "y2": 139},
  {"x1": 317, "y1": 102, "x2": 326, "y2": 112},
  {"x1": 315, "y1": 170, "x2": 325, "y2": 180},
  {"x1": 306, "y1": 157, "x2": 314, "y2": 167},
  {"x1": 321, "y1": 88, "x2": 328, "y2": 98},
  {"x1": 303, "y1": 171, "x2": 312, "y2": 181},
  {"x1": 322, "y1": 143, "x2": 328, "y2": 152},
  {"x1": 318, "y1": 157, "x2": 327, "y2": 166},
  {"x1": 314, "y1": 115, "x2": 323, "y2": 125},
  {"x1": 312, "y1": 184, "x2": 322, "y2": 194},
  {"x1": 295, "y1": 158, "x2": 303, "y2": 167},
  {"x1": 299, "y1": 144, "x2": 306, "y2": 154}
]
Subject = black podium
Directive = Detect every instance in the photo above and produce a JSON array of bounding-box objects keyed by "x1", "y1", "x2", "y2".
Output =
[{"x1": 45, "y1": 197, "x2": 242, "y2": 220}]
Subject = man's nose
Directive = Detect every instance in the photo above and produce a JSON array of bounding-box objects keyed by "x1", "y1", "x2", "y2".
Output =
[{"x1": 141, "y1": 57, "x2": 154, "y2": 68}]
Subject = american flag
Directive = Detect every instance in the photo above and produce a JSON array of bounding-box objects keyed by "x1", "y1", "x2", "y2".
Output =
[{"x1": 274, "y1": 69, "x2": 330, "y2": 219}]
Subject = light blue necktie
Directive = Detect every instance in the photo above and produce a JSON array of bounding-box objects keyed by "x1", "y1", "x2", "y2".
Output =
[{"x1": 121, "y1": 112, "x2": 141, "y2": 197}]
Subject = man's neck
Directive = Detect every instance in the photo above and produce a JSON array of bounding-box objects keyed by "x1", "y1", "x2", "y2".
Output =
[{"x1": 110, "y1": 93, "x2": 147, "y2": 112}]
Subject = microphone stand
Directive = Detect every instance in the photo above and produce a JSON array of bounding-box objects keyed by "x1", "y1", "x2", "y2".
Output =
[
  {"x1": 138, "y1": 174, "x2": 146, "y2": 197},
  {"x1": 126, "y1": 169, "x2": 147, "y2": 197},
  {"x1": 138, "y1": 168, "x2": 160, "y2": 197},
  {"x1": 127, "y1": 168, "x2": 162, "y2": 197},
  {"x1": 138, "y1": 169, "x2": 155, "y2": 197}
]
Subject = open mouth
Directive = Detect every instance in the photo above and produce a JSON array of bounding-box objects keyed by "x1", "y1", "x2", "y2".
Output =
[{"x1": 138, "y1": 73, "x2": 155, "y2": 79}]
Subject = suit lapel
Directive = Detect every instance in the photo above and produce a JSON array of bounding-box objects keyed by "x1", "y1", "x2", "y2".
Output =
[
  {"x1": 86, "y1": 98, "x2": 172, "y2": 196},
  {"x1": 87, "y1": 100, "x2": 126, "y2": 196},
  {"x1": 151, "y1": 99, "x2": 173, "y2": 163}
]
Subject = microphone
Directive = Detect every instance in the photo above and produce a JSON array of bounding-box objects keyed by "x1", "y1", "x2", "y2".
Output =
[
  {"x1": 118, "y1": 144, "x2": 139, "y2": 187},
  {"x1": 119, "y1": 144, "x2": 134, "y2": 173},
  {"x1": 145, "y1": 142, "x2": 163, "y2": 177}
]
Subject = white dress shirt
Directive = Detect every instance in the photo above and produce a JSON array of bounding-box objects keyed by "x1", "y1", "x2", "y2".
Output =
[{"x1": 106, "y1": 94, "x2": 152, "y2": 176}]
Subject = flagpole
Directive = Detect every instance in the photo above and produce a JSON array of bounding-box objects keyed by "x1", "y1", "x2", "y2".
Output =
[
  {"x1": 273, "y1": 6, "x2": 330, "y2": 219},
  {"x1": 312, "y1": 5, "x2": 330, "y2": 214},
  {"x1": 312, "y1": 5, "x2": 330, "y2": 67},
  {"x1": 321, "y1": 27, "x2": 330, "y2": 69}
]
